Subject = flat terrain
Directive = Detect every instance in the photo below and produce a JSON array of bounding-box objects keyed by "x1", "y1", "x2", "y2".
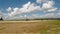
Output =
[{"x1": 0, "y1": 20, "x2": 60, "y2": 34}]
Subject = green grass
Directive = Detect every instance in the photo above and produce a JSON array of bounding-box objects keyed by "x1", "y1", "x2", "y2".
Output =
[
  {"x1": 0, "y1": 20, "x2": 60, "y2": 34},
  {"x1": 39, "y1": 20, "x2": 60, "y2": 34}
]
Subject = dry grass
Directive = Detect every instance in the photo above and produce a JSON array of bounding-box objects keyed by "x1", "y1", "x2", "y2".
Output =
[{"x1": 0, "y1": 20, "x2": 60, "y2": 34}]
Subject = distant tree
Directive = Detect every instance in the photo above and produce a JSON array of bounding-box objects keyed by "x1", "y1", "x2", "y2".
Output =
[
  {"x1": 26, "y1": 19, "x2": 29, "y2": 21},
  {"x1": 0, "y1": 17, "x2": 3, "y2": 21}
]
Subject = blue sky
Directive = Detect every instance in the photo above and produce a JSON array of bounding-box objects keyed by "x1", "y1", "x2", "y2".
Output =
[
  {"x1": 0, "y1": 0, "x2": 35, "y2": 8},
  {"x1": 0, "y1": 0, "x2": 60, "y2": 20},
  {"x1": 0, "y1": 0, "x2": 36, "y2": 13}
]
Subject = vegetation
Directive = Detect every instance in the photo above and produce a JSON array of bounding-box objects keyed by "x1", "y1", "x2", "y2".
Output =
[{"x1": 0, "y1": 20, "x2": 60, "y2": 34}]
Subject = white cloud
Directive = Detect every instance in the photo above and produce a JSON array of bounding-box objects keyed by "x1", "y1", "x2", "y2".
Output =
[
  {"x1": 27, "y1": 14, "x2": 43, "y2": 19},
  {"x1": 57, "y1": 13, "x2": 60, "y2": 15},
  {"x1": 0, "y1": 10, "x2": 8, "y2": 20},
  {"x1": 42, "y1": 1, "x2": 54, "y2": 9},
  {"x1": 0, "y1": 10, "x2": 2, "y2": 17},
  {"x1": 8, "y1": 2, "x2": 41, "y2": 16},
  {"x1": 36, "y1": 0, "x2": 49, "y2": 3},
  {"x1": 43, "y1": 13, "x2": 55, "y2": 18},
  {"x1": 6, "y1": 0, "x2": 57, "y2": 17},
  {"x1": 41, "y1": 1, "x2": 57, "y2": 12},
  {"x1": 36, "y1": 0, "x2": 41, "y2": 3},
  {"x1": 5, "y1": 0, "x2": 58, "y2": 20},
  {"x1": 28, "y1": 3, "x2": 41, "y2": 12},
  {"x1": 32, "y1": 14, "x2": 41, "y2": 18},
  {"x1": 48, "y1": 8, "x2": 57, "y2": 12},
  {"x1": 9, "y1": 8, "x2": 20, "y2": 16},
  {"x1": 57, "y1": 9, "x2": 60, "y2": 12},
  {"x1": 6, "y1": 7, "x2": 12, "y2": 12},
  {"x1": 36, "y1": 0, "x2": 57, "y2": 12}
]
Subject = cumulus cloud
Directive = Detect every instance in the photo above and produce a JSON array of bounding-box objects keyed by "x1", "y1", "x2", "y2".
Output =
[
  {"x1": 6, "y1": 7, "x2": 12, "y2": 12},
  {"x1": 41, "y1": 1, "x2": 57, "y2": 12},
  {"x1": 5, "y1": 0, "x2": 58, "y2": 20},
  {"x1": 7, "y1": 0, "x2": 56, "y2": 16},
  {"x1": 43, "y1": 13, "x2": 55, "y2": 18},
  {"x1": 36, "y1": 0, "x2": 57, "y2": 12},
  {"x1": 8, "y1": 2, "x2": 41, "y2": 16},
  {"x1": 36, "y1": 0, "x2": 41, "y2": 3},
  {"x1": 0, "y1": 10, "x2": 8, "y2": 20},
  {"x1": 42, "y1": 1, "x2": 54, "y2": 9},
  {"x1": 36, "y1": 0, "x2": 49, "y2": 3},
  {"x1": 0, "y1": 10, "x2": 2, "y2": 17},
  {"x1": 6, "y1": 0, "x2": 57, "y2": 17},
  {"x1": 0, "y1": 10, "x2": 5, "y2": 18},
  {"x1": 57, "y1": 13, "x2": 60, "y2": 15},
  {"x1": 48, "y1": 8, "x2": 57, "y2": 12}
]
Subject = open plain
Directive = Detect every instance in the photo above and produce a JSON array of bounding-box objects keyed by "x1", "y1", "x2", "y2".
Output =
[{"x1": 0, "y1": 20, "x2": 60, "y2": 34}]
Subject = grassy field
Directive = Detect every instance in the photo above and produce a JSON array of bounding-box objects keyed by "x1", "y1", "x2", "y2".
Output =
[{"x1": 0, "y1": 20, "x2": 60, "y2": 34}]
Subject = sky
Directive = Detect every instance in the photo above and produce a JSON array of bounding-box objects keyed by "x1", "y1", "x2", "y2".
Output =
[{"x1": 0, "y1": 0, "x2": 60, "y2": 20}]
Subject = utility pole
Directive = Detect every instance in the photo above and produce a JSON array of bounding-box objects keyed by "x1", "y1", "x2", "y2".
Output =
[
  {"x1": 25, "y1": 14, "x2": 27, "y2": 21},
  {"x1": 25, "y1": 13, "x2": 29, "y2": 21}
]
